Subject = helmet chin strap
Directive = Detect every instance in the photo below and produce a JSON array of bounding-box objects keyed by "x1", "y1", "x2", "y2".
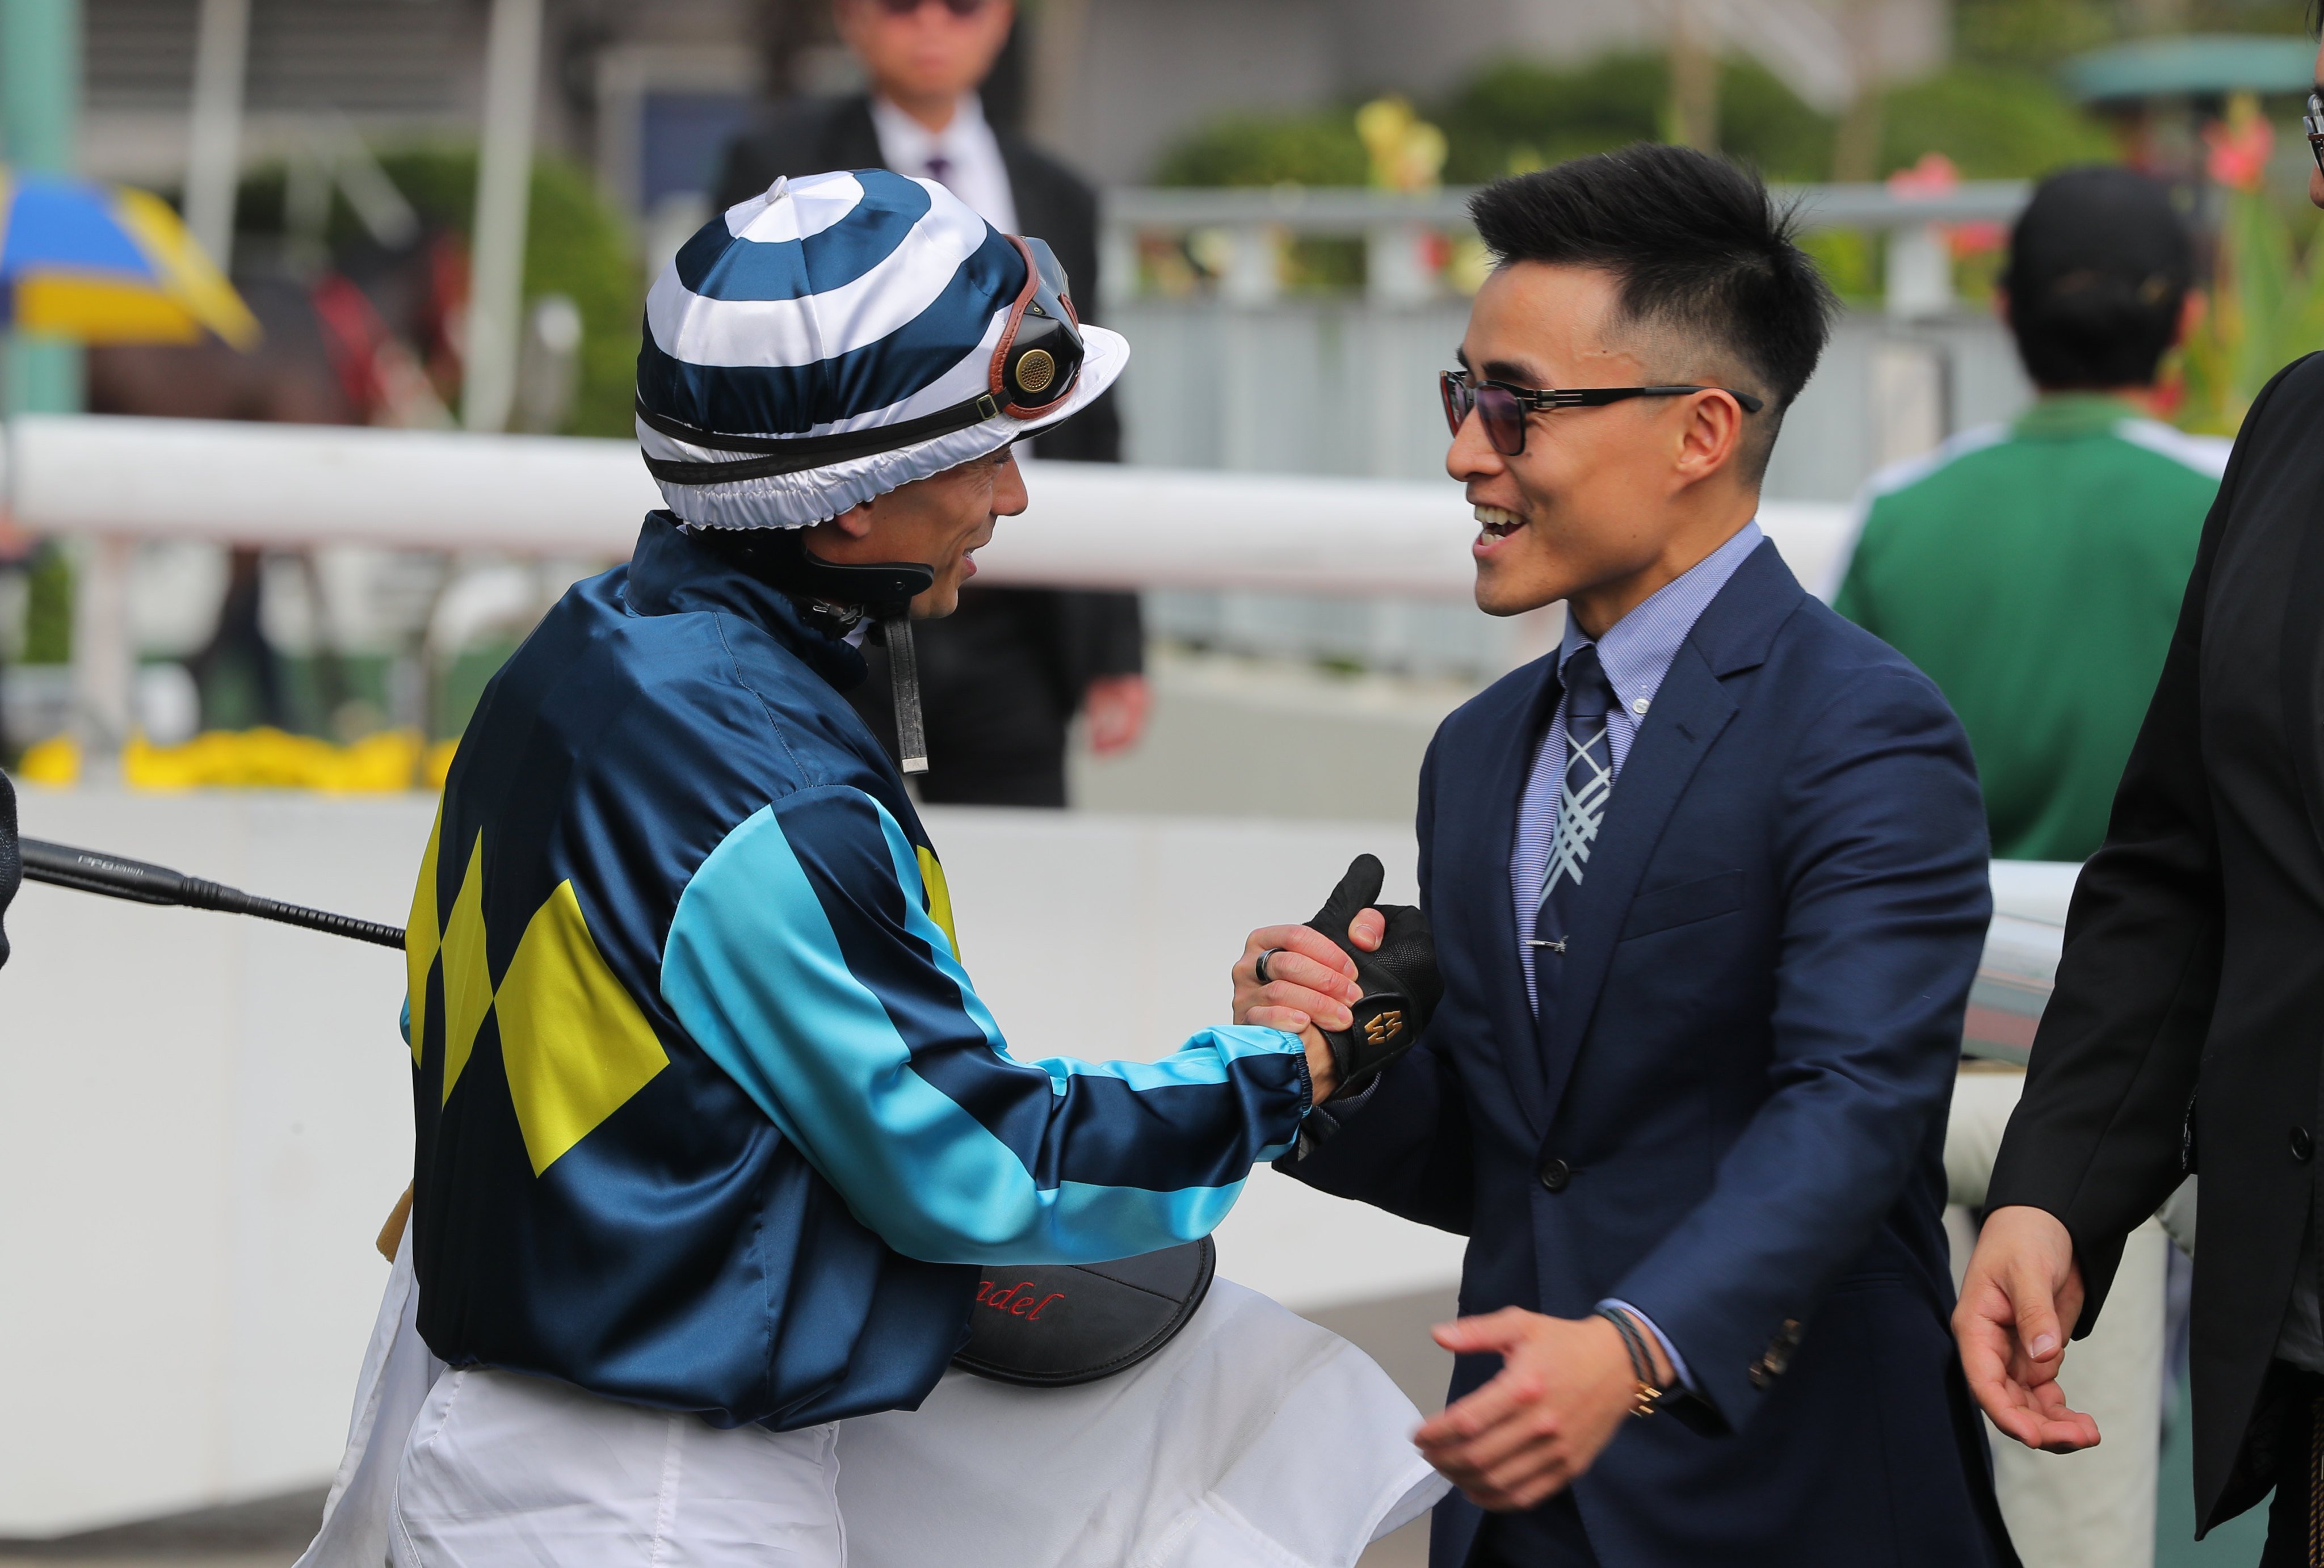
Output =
[
  {"x1": 687, "y1": 524, "x2": 938, "y2": 775},
  {"x1": 876, "y1": 611, "x2": 928, "y2": 775}
]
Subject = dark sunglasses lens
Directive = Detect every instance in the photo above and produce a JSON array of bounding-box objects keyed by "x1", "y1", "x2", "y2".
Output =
[
  {"x1": 1477, "y1": 385, "x2": 1527, "y2": 455},
  {"x1": 1440, "y1": 375, "x2": 1468, "y2": 436}
]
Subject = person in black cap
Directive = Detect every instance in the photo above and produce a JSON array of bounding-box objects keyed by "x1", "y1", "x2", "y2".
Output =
[
  {"x1": 1835, "y1": 165, "x2": 2224, "y2": 863},
  {"x1": 1956, "y1": 51, "x2": 2324, "y2": 1559}
]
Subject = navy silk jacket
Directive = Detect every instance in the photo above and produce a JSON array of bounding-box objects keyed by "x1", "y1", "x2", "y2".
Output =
[{"x1": 401, "y1": 514, "x2": 1310, "y2": 1429}]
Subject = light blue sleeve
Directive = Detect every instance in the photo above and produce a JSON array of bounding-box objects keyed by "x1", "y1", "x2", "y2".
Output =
[{"x1": 659, "y1": 785, "x2": 1312, "y2": 1266}]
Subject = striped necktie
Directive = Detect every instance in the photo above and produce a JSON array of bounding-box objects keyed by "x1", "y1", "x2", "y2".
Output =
[{"x1": 1539, "y1": 644, "x2": 1614, "y2": 946}]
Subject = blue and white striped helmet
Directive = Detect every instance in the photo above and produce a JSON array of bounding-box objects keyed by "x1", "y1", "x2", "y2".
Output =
[{"x1": 635, "y1": 168, "x2": 1129, "y2": 529}]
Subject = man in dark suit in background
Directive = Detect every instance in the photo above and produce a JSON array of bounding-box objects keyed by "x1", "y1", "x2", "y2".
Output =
[
  {"x1": 717, "y1": 0, "x2": 1146, "y2": 806},
  {"x1": 1954, "y1": 39, "x2": 2324, "y2": 1563},
  {"x1": 1234, "y1": 147, "x2": 2011, "y2": 1565}
]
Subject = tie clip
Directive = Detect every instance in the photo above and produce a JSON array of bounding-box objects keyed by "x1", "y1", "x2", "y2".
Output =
[{"x1": 1524, "y1": 938, "x2": 1567, "y2": 953}]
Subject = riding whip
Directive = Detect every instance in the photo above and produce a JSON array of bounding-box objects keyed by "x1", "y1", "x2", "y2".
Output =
[{"x1": 18, "y1": 836, "x2": 405, "y2": 949}]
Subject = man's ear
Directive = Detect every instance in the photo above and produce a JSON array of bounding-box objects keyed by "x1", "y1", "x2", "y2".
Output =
[
  {"x1": 1672, "y1": 389, "x2": 1748, "y2": 486},
  {"x1": 830, "y1": 500, "x2": 874, "y2": 539}
]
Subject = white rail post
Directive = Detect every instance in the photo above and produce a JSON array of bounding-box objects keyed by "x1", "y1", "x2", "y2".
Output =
[
  {"x1": 1364, "y1": 222, "x2": 1435, "y2": 306},
  {"x1": 1886, "y1": 221, "x2": 1952, "y2": 319},
  {"x1": 463, "y1": 0, "x2": 545, "y2": 434},
  {"x1": 69, "y1": 533, "x2": 133, "y2": 772},
  {"x1": 182, "y1": 0, "x2": 251, "y2": 272},
  {"x1": 1220, "y1": 224, "x2": 1281, "y2": 308}
]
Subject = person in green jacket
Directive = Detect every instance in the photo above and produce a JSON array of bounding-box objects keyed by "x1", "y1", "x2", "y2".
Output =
[{"x1": 1835, "y1": 166, "x2": 2225, "y2": 861}]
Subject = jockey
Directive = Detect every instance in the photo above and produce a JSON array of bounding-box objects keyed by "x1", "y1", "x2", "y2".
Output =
[{"x1": 388, "y1": 169, "x2": 1363, "y2": 1563}]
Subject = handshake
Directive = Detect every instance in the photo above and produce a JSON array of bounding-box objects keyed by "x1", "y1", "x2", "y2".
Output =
[{"x1": 1233, "y1": 855, "x2": 1443, "y2": 1103}]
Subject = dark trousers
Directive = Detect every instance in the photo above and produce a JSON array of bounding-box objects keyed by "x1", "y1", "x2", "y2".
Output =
[{"x1": 1466, "y1": 1494, "x2": 1598, "y2": 1566}]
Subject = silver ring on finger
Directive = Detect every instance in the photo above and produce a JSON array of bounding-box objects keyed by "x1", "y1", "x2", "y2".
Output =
[{"x1": 1255, "y1": 947, "x2": 1285, "y2": 985}]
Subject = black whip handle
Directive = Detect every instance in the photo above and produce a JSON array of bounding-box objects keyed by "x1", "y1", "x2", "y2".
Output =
[{"x1": 20, "y1": 838, "x2": 407, "y2": 950}]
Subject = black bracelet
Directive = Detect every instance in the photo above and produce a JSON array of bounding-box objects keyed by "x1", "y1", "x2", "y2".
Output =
[{"x1": 1595, "y1": 1308, "x2": 1663, "y2": 1418}]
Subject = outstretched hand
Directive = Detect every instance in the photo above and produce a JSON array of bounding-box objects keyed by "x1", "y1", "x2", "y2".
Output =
[
  {"x1": 1232, "y1": 909, "x2": 1384, "y2": 1103},
  {"x1": 1953, "y1": 1204, "x2": 2102, "y2": 1453},
  {"x1": 1413, "y1": 1309, "x2": 1658, "y2": 1510},
  {"x1": 1233, "y1": 912, "x2": 1385, "y2": 1037}
]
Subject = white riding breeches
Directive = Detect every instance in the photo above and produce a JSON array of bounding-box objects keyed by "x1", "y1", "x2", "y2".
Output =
[{"x1": 389, "y1": 1367, "x2": 846, "y2": 1568}]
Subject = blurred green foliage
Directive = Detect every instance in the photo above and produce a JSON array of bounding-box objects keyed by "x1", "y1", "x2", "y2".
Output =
[
  {"x1": 1435, "y1": 56, "x2": 1835, "y2": 182},
  {"x1": 21, "y1": 542, "x2": 71, "y2": 664},
  {"x1": 230, "y1": 147, "x2": 639, "y2": 436},
  {"x1": 1154, "y1": 52, "x2": 2116, "y2": 192},
  {"x1": 1880, "y1": 68, "x2": 2118, "y2": 177},
  {"x1": 2177, "y1": 186, "x2": 2324, "y2": 433},
  {"x1": 1150, "y1": 113, "x2": 1369, "y2": 187},
  {"x1": 1956, "y1": 0, "x2": 2312, "y2": 69},
  {"x1": 371, "y1": 149, "x2": 640, "y2": 438}
]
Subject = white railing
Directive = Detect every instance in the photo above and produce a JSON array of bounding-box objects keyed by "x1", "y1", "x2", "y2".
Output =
[{"x1": 5, "y1": 414, "x2": 1853, "y2": 758}]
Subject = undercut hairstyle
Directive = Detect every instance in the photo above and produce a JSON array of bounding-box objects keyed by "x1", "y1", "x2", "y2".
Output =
[{"x1": 1468, "y1": 144, "x2": 1838, "y2": 483}]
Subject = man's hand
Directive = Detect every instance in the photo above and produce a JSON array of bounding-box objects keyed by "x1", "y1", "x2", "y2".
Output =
[
  {"x1": 1233, "y1": 913, "x2": 1384, "y2": 1103},
  {"x1": 1414, "y1": 1309, "x2": 1666, "y2": 1511},
  {"x1": 1953, "y1": 1204, "x2": 2101, "y2": 1453},
  {"x1": 1083, "y1": 675, "x2": 1150, "y2": 756}
]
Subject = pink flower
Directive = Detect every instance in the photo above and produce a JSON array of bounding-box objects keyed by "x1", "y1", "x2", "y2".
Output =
[
  {"x1": 2204, "y1": 113, "x2": 2272, "y2": 193},
  {"x1": 1886, "y1": 152, "x2": 1960, "y2": 199}
]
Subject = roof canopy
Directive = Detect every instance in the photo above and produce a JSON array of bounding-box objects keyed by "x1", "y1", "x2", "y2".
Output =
[{"x1": 2064, "y1": 34, "x2": 2317, "y2": 104}]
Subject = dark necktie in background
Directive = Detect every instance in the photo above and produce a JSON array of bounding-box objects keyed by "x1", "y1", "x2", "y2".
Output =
[{"x1": 924, "y1": 154, "x2": 954, "y2": 191}]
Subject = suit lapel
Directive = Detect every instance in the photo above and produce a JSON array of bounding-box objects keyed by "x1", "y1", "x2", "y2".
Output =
[
  {"x1": 1533, "y1": 540, "x2": 1800, "y2": 1130},
  {"x1": 997, "y1": 139, "x2": 1049, "y2": 237},
  {"x1": 827, "y1": 96, "x2": 888, "y2": 173},
  {"x1": 1485, "y1": 662, "x2": 1566, "y2": 1138},
  {"x1": 1535, "y1": 648, "x2": 1737, "y2": 1125},
  {"x1": 2282, "y1": 499, "x2": 2324, "y2": 857}
]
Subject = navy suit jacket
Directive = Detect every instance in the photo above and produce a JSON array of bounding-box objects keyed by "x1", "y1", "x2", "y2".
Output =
[{"x1": 1287, "y1": 543, "x2": 2015, "y2": 1566}]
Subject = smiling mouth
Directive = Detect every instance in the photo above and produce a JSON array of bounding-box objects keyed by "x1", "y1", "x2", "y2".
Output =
[{"x1": 1474, "y1": 504, "x2": 1525, "y2": 542}]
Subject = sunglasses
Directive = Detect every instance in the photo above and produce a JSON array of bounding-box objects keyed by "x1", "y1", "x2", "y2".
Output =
[
  {"x1": 2306, "y1": 93, "x2": 2324, "y2": 181},
  {"x1": 1440, "y1": 371, "x2": 1766, "y2": 457},
  {"x1": 873, "y1": 0, "x2": 990, "y2": 14}
]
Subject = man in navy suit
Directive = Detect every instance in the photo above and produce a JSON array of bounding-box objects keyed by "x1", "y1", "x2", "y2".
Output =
[{"x1": 1234, "y1": 146, "x2": 2012, "y2": 1565}]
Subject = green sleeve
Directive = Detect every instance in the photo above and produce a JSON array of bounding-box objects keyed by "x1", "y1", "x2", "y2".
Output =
[{"x1": 1831, "y1": 510, "x2": 1876, "y2": 630}]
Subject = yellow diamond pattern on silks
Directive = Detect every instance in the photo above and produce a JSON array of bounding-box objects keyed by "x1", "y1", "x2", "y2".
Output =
[
  {"x1": 915, "y1": 846, "x2": 960, "y2": 961},
  {"x1": 494, "y1": 878, "x2": 670, "y2": 1176},
  {"x1": 405, "y1": 803, "x2": 444, "y2": 1066},
  {"x1": 436, "y1": 831, "x2": 493, "y2": 1104}
]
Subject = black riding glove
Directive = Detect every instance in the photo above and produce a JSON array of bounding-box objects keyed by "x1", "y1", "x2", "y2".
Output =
[{"x1": 1304, "y1": 854, "x2": 1441, "y2": 1100}]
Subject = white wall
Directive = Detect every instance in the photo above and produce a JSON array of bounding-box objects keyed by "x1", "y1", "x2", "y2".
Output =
[
  {"x1": 0, "y1": 791, "x2": 431, "y2": 1536},
  {"x1": 0, "y1": 789, "x2": 1464, "y2": 1534}
]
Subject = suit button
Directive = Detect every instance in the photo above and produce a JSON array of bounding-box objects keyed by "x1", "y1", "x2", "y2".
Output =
[
  {"x1": 1537, "y1": 1157, "x2": 1571, "y2": 1193},
  {"x1": 2294, "y1": 1127, "x2": 2315, "y2": 1163}
]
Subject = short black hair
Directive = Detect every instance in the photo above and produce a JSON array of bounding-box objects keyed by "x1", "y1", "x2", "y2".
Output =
[
  {"x1": 1466, "y1": 143, "x2": 1836, "y2": 483},
  {"x1": 2002, "y1": 166, "x2": 2193, "y2": 392}
]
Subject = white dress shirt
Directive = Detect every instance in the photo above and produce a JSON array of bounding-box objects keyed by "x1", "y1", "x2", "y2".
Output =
[{"x1": 869, "y1": 92, "x2": 1018, "y2": 234}]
